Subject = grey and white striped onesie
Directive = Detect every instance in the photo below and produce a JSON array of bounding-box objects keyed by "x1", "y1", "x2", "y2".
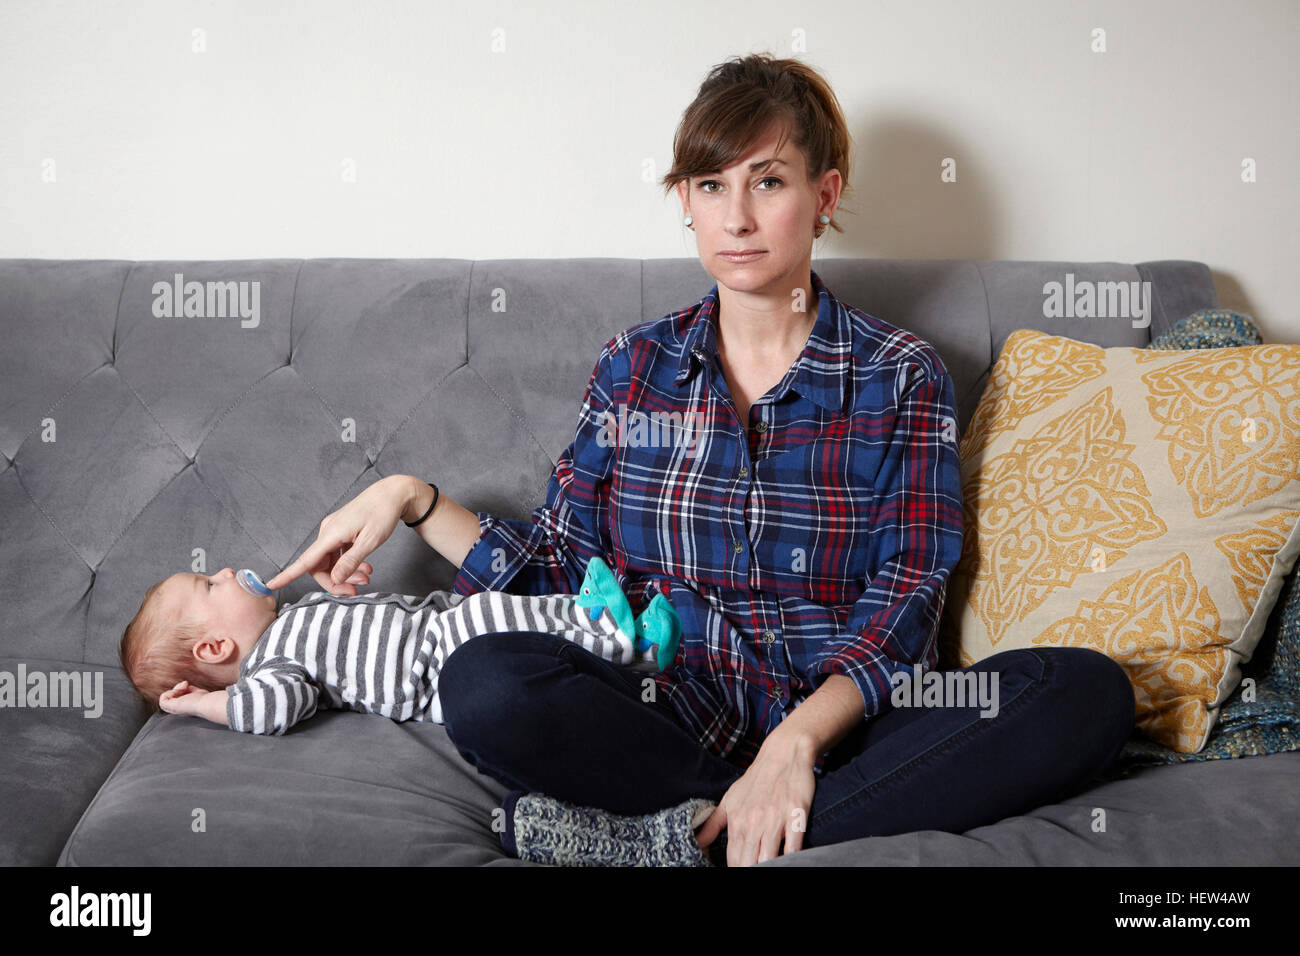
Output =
[{"x1": 225, "y1": 588, "x2": 657, "y2": 735}]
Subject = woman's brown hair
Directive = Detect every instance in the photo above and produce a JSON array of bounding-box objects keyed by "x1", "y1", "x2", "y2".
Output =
[{"x1": 660, "y1": 53, "x2": 854, "y2": 236}]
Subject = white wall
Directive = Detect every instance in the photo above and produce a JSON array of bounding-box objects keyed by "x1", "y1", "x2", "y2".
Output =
[{"x1": 2, "y1": 0, "x2": 1295, "y2": 340}]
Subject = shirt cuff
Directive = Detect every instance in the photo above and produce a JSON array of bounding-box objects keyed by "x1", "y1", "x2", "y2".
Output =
[
  {"x1": 808, "y1": 642, "x2": 905, "y2": 724},
  {"x1": 225, "y1": 684, "x2": 242, "y2": 732},
  {"x1": 451, "y1": 511, "x2": 547, "y2": 595}
]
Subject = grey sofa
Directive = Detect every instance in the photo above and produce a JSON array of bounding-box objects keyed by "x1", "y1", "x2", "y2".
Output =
[{"x1": 2, "y1": 256, "x2": 1296, "y2": 867}]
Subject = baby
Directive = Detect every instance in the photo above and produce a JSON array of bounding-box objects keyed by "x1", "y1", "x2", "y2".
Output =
[{"x1": 119, "y1": 556, "x2": 680, "y2": 735}]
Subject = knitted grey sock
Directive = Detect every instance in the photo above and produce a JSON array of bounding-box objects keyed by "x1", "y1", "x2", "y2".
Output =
[{"x1": 509, "y1": 793, "x2": 717, "y2": 867}]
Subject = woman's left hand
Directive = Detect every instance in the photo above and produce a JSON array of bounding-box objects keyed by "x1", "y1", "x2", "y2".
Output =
[{"x1": 695, "y1": 729, "x2": 817, "y2": 866}]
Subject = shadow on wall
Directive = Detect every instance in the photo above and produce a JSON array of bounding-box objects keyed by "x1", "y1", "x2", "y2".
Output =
[{"x1": 837, "y1": 113, "x2": 1264, "y2": 340}]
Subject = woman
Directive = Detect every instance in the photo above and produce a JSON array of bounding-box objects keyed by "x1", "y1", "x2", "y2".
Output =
[{"x1": 267, "y1": 53, "x2": 1135, "y2": 867}]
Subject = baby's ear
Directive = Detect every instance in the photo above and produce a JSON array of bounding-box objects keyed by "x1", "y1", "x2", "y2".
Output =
[{"x1": 192, "y1": 631, "x2": 235, "y2": 664}]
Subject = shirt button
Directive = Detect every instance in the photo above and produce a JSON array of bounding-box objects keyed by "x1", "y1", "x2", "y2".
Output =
[
  {"x1": 738, "y1": 465, "x2": 749, "y2": 479},
  {"x1": 733, "y1": 540, "x2": 743, "y2": 554},
  {"x1": 772, "y1": 687, "x2": 784, "y2": 701},
  {"x1": 755, "y1": 420, "x2": 768, "y2": 433},
  {"x1": 762, "y1": 630, "x2": 776, "y2": 644}
]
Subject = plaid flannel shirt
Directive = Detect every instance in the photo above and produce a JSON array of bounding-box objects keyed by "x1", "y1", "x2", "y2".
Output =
[{"x1": 452, "y1": 269, "x2": 965, "y2": 774}]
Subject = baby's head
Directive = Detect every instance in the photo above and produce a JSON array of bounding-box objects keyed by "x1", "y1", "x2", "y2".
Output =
[{"x1": 120, "y1": 568, "x2": 278, "y2": 711}]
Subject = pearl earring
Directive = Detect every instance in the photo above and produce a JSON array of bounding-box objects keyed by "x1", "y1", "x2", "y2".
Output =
[{"x1": 683, "y1": 215, "x2": 693, "y2": 227}]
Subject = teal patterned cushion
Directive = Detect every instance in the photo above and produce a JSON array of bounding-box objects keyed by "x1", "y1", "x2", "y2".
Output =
[
  {"x1": 1107, "y1": 310, "x2": 1300, "y2": 774},
  {"x1": 1147, "y1": 308, "x2": 1263, "y2": 351}
]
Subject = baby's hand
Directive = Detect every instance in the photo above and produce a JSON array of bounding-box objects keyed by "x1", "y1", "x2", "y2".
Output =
[{"x1": 159, "y1": 680, "x2": 209, "y2": 716}]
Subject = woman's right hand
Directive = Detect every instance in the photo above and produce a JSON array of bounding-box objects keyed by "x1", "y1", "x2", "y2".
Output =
[{"x1": 265, "y1": 475, "x2": 412, "y2": 596}]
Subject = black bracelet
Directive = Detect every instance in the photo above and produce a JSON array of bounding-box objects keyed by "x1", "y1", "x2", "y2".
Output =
[{"x1": 404, "y1": 481, "x2": 439, "y2": 527}]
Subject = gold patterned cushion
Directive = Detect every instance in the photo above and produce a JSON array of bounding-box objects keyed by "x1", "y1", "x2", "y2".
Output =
[{"x1": 939, "y1": 329, "x2": 1300, "y2": 752}]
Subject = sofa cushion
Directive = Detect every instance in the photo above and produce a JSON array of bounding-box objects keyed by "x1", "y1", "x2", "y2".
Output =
[
  {"x1": 940, "y1": 329, "x2": 1300, "y2": 752},
  {"x1": 58, "y1": 708, "x2": 533, "y2": 866},
  {"x1": 1, "y1": 658, "x2": 149, "y2": 865},
  {"x1": 763, "y1": 750, "x2": 1300, "y2": 865}
]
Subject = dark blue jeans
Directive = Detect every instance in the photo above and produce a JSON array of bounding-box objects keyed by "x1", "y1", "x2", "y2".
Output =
[{"x1": 438, "y1": 630, "x2": 1135, "y2": 855}]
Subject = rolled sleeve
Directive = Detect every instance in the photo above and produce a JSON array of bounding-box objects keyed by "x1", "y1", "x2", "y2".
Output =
[
  {"x1": 451, "y1": 511, "x2": 551, "y2": 594},
  {"x1": 808, "y1": 366, "x2": 965, "y2": 721},
  {"x1": 452, "y1": 340, "x2": 620, "y2": 598}
]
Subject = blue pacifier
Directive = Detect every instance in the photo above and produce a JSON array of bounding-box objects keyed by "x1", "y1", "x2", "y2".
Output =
[{"x1": 236, "y1": 568, "x2": 274, "y2": 597}]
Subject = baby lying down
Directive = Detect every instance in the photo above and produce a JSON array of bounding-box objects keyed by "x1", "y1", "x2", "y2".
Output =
[
  {"x1": 120, "y1": 558, "x2": 711, "y2": 866},
  {"x1": 119, "y1": 556, "x2": 680, "y2": 734}
]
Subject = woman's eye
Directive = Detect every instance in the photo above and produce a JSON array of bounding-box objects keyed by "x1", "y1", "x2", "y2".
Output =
[
  {"x1": 697, "y1": 177, "x2": 781, "y2": 193},
  {"x1": 207, "y1": 580, "x2": 213, "y2": 590}
]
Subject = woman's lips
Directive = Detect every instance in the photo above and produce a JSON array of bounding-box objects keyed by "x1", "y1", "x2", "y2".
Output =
[{"x1": 718, "y1": 251, "x2": 765, "y2": 262}]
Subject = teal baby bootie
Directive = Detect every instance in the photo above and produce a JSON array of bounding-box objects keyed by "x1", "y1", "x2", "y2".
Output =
[
  {"x1": 634, "y1": 591, "x2": 682, "y2": 671},
  {"x1": 576, "y1": 556, "x2": 637, "y2": 640},
  {"x1": 575, "y1": 557, "x2": 681, "y2": 670}
]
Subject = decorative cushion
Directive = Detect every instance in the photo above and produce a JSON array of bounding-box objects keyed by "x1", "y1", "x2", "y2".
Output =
[
  {"x1": 938, "y1": 326, "x2": 1300, "y2": 752},
  {"x1": 1117, "y1": 310, "x2": 1300, "y2": 770},
  {"x1": 1113, "y1": 547, "x2": 1300, "y2": 770},
  {"x1": 1147, "y1": 309, "x2": 1263, "y2": 351}
]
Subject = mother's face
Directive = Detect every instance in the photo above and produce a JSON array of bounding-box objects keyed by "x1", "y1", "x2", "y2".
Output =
[{"x1": 677, "y1": 124, "x2": 836, "y2": 296}]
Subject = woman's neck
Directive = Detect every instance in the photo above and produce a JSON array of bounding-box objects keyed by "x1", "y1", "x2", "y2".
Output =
[{"x1": 716, "y1": 291, "x2": 817, "y2": 364}]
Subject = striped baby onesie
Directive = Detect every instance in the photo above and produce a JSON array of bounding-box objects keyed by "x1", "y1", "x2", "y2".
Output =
[{"x1": 225, "y1": 587, "x2": 657, "y2": 735}]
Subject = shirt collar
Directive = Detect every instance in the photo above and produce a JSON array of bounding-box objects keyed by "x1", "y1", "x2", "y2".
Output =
[{"x1": 675, "y1": 268, "x2": 848, "y2": 414}]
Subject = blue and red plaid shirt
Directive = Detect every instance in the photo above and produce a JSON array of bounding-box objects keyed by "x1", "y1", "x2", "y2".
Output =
[{"x1": 452, "y1": 269, "x2": 965, "y2": 773}]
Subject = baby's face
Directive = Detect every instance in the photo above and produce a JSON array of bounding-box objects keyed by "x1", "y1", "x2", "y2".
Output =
[{"x1": 157, "y1": 568, "x2": 278, "y2": 664}]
